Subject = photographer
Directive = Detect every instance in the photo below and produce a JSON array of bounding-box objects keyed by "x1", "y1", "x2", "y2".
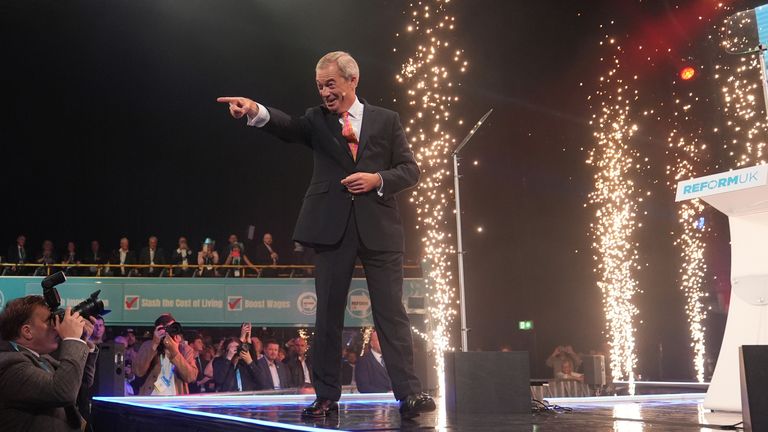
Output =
[
  {"x1": 212, "y1": 323, "x2": 259, "y2": 392},
  {"x1": 0, "y1": 296, "x2": 99, "y2": 432},
  {"x1": 133, "y1": 314, "x2": 198, "y2": 395}
]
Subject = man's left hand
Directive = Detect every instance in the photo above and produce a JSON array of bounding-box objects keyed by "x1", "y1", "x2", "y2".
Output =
[
  {"x1": 341, "y1": 173, "x2": 381, "y2": 194},
  {"x1": 82, "y1": 316, "x2": 97, "y2": 341},
  {"x1": 164, "y1": 335, "x2": 180, "y2": 357}
]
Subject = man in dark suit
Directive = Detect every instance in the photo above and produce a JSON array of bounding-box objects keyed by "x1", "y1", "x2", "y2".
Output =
[
  {"x1": 109, "y1": 237, "x2": 137, "y2": 277},
  {"x1": 355, "y1": 330, "x2": 393, "y2": 393},
  {"x1": 255, "y1": 340, "x2": 291, "y2": 390},
  {"x1": 218, "y1": 51, "x2": 434, "y2": 418},
  {"x1": 253, "y1": 233, "x2": 279, "y2": 277},
  {"x1": 138, "y1": 235, "x2": 166, "y2": 277},
  {"x1": 5, "y1": 234, "x2": 31, "y2": 275},
  {"x1": 0, "y1": 296, "x2": 98, "y2": 432},
  {"x1": 284, "y1": 336, "x2": 312, "y2": 389}
]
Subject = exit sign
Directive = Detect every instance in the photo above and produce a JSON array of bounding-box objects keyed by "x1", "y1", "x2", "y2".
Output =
[{"x1": 518, "y1": 320, "x2": 534, "y2": 330}]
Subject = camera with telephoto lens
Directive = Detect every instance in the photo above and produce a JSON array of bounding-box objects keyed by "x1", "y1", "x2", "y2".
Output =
[
  {"x1": 42, "y1": 271, "x2": 106, "y2": 321},
  {"x1": 238, "y1": 341, "x2": 252, "y2": 356}
]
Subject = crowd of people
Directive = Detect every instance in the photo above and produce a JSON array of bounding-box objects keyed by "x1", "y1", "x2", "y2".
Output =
[{"x1": 2, "y1": 233, "x2": 314, "y2": 277}]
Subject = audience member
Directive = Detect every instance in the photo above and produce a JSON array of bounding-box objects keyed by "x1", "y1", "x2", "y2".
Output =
[
  {"x1": 35, "y1": 240, "x2": 58, "y2": 274},
  {"x1": 212, "y1": 338, "x2": 260, "y2": 392},
  {"x1": 123, "y1": 328, "x2": 140, "y2": 365},
  {"x1": 254, "y1": 233, "x2": 279, "y2": 277},
  {"x1": 555, "y1": 359, "x2": 584, "y2": 382},
  {"x1": 133, "y1": 314, "x2": 198, "y2": 395},
  {"x1": 138, "y1": 236, "x2": 166, "y2": 277},
  {"x1": 62, "y1": 242, "x2": 81, "y2": 276},
  {"x1": 251, "y1": 336, "x2": 264, "y2": 360},
  {"x1": 170, "y1": 236, "x2": 194, "y2": 277},
  {"x1": 354, "y1": 330, "x2": 392, "y2": 393},
  {"x1": 255, "y1": 339, "x2": 291, "y2": 390},
  {"x1": 284, "y1": 337, "x2": 312, "y2": 389},
  {"x1": 82, "y1": 241, "x2": 108, "y2": 276},
  {"x1": 188, "y1": 333, "x2": 208, "y2": 393},
  {"x1": 341, "y1": 347, "x2": 357, "y2": 386},
  {"x1": 546, "y1": 345, "x2": 582, "y2": 378},
  {"x1": 109, "y1": 237, "x2": 136, "y2": 277},
  {"x1": 222, "y1": 243, "x2": 258, "y2": 277},
  {"x1": 197, "y1": 238, "x2": 219, "y2": 277},
  {"x1": 226, "y1": 234, "x2": 245, "y2": 256},
  {"x1": 6, "y1": 234, "x2": 31, "y2": 275}
]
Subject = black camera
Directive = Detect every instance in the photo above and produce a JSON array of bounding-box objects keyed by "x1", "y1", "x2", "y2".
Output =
[
  {"x1": 162, "y1": 321, "x2": 183, "y2": 337},
  {"x1": 238, "y1": 341, "x2": 252, "y2": 355},
  {"x1": 42, "y1": 271, "x2": 106, "y2": 321}
]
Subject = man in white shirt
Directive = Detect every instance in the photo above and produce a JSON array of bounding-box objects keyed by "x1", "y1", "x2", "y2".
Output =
[{"x1": 256, "y1": 340, "x2": 290, "y2": 390}]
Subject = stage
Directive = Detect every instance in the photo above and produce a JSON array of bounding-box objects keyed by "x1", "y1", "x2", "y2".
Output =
[{"x1": 92, "y1": 391, "x2": 744, "y2": 431}]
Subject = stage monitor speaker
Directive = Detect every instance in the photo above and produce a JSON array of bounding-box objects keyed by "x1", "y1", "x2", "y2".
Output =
[
  {"x1": 95, "y1": 342, "x2": 126, "y2": 397},
  {"x1": 739, "y1": 345, "x2": 768, "y2": 432},
  {"x1": 445, "y1": 351, "x2": 530, "y2": 414},
  {"x1": 582, "y1": 354, "x2": 606, "y2": 386}
]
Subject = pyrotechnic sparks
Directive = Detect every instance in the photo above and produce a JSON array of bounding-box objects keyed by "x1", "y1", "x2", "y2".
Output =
[
  {"x1": 586, "y1": 34, "x2": 640, "y2": 392},
  {"x1": 395, "y1": 0, "x2": 465, "y2": 396}
]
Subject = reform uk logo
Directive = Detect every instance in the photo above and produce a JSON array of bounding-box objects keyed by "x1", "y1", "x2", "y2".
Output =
[
  {"x1": 347, "y1": 288, "x2": 371, "y2": 319},
  {"x1": 297, "y1": 292, "x2": 317, "y2": 316},
  {"x1": 676, "y1": 165, "x2": 768, "y2": 202}
]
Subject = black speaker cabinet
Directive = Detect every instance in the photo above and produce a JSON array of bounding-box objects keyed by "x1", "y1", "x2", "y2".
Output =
[
  {"x1": 739, "y1": 345, "x2": 768, "y2": 432},
  {"x1": 95, "y1": 342, "x2": 126, "y2": 397},
  {"x1": 444, "y1": 351, "x2": 530, "y2": 414},
  {"x1": 582, "y1": 354, "x2": 606, "y2": 386}
]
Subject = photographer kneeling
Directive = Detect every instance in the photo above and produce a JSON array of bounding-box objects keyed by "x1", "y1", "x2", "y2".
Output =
[
  {"x1": 133, "y1": 313, "x2": 198, "y2": 395},
  {"x1": 0, "y1": 296, "x2": 99, "y2": 432}
]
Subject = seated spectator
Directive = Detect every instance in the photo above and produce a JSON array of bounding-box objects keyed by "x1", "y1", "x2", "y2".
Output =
[
  {"x1": 212, "y1": 338, "x2": 259, "y2": 392},
  {"x1": 226, "y1": 234, "x2": 245, "y2": 256},
  {"x1": 253, "y1": 233, "x2": 279, "y2": 277},
  {"x1": 35, "y1": 240, "x2": 58, "y2": 275},
  {"x1": 6, "y1": 234, "x2": 31, "y2": 275},
  {"x1": 197, "y1": 238, "x2": 219, "y2": 277},
  {"x1": 82, "y1": 240, "x2": 108, "y2": 276},
  {"x1": 123, "y1": 328, "x2": 140, "y2": 365},
  {"x1": 133, "y1": 314, "x2": 198, "y2": 395},
  {"x1": 546, "y1": 345, "x2": 582, "y2": 378},
  {"x1": 555, "y1": 359, "x2": 584, "y2": 382},
  {"x1": 170, "y1": 236, "x2": 195, "y2": 277},
  {"x1": 138, "y1": 236, "x2": 166, "y2": 277},
  {"x1": 341, "y1": 347, "x2": 357, "y2": 386},
  {"x1": 255, "y1": 340, "x2": 291, "y2": 390},
  {"x1": 354, "y1": 330, "x2": 392, "y2": 393},
  {"x1": 222, "y1": 243, "x2": 258, "y2": 277},
  {"x1": 284, "y1": 337, "x2": 312, "y2": 389},
  {"x1": 61, "y1": 242, "x2": 81, "y2": 276},
  {"x1": 109, "y1": 237, "x2": 137, "y2": 277}
]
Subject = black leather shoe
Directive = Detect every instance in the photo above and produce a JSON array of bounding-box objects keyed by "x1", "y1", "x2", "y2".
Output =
[
  {"x1": 399, "y1": 393, "x2": 436, "y2": 419},
  {"x1": 301, "y1": 398, "x2": 339, "y2": 418}
]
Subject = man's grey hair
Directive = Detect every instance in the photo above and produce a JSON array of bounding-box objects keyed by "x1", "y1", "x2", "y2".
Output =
[{"x1": 316, "y1": 51, "x2": 360, "y2": 81}]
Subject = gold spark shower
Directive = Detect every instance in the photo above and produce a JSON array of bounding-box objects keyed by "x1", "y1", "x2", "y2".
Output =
[
  {"x1": 586, "y1": 34, "x2": 640, "y2": 391},
  {"x1": 395, "y1": 0, "x2": 465, "y2": 395}
]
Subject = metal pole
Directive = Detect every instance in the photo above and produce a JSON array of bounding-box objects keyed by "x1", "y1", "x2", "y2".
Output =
[{"x1": 454, "y1": 152, "x2": 469, "y2": 352}]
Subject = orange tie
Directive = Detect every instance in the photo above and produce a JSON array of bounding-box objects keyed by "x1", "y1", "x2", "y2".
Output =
[{"x1": 341, "y1": 111, "x2": 358, "y2": 161}]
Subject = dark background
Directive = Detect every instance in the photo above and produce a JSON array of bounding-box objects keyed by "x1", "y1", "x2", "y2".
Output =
[{"x1": 2, "y1": 0, "x2": 762, "y2": 379}]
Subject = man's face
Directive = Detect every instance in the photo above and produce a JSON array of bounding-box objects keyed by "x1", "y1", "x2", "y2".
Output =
[
  {"x1": 67, "y1": 242, "x2": 76, "y2": 253},
  {"x1": 228, "y1": 235, "x2": 237, "y2": 245},
  {"x1": 265, "y1": 343, "x2": 279, "y2": 361},
  {"x1": 149, "y1": 237, "x2": 158, "y2": 249},
  {"x1": 43, "y1": 241, "x2": 53, "y2": 252},
  {"x1": 370, "y1": 331, "x2": 381, "y2": 354},
  {"x1": 192, "y1": 338, "x2": 204, "y2": 353},
  {"x1": 263, "y1": 234, "x2": 273, "y2": 245},
  {"x1": 120, "y1": 238, "x2": 129, "y2": 250},
  {"x1": 91, "y1": 241, "x2": 99, "y2": 252},
  {"x1": 20, "y1": 305, "x2": 60, "y2": 354},
  {"x1": 562, "y1": 361, "x2": 573, "y2": 375},
  {"x1": 346, "y1": 350, "x2": 357, "y2": 365},
  {"x1": 295, "y1": 338, "x2": 308, "y2": 356},
  {"x1": 179, "y1": 237, "x2": 188, "y2": 249},
  {"x1": 92, "y1": 318, "x2": 105, "y2": 339},
  {"x1": 17, "y1": 236, "x2": 26, "y2": 246},
  {"x1": 251, "y1": 337, "x2": 263, "y2": 354},
  {"x1": 316, "y1": 63, "x2": 357, "y2": 114},
  {"x1": 126, "y1": 332, "x2": 136, "y2": 346}
]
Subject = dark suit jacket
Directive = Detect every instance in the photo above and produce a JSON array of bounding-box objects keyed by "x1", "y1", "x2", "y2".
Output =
[
  {"x1": 212, "y1": 356, "x2": 260, "y2": 392},
  {"x1": 284, "y1": 353, "x2": 312, "y2": 387},
  {"x1": 0, "y1": 339, "x2": 92, "y2": 432},
  {"x1": 252, "y1": 243, "x2": 276, "y2": 265},
  {"x1": 255, "y1": 356, "x2": 292, "y2": 390},
  {"x1": 138, "y1": 247, "x2": 166, "y2": 275},
  {"x1": 261, "y1": 101, "x2": 420, "y2": 251},
  {"x1": 354, "y1": 350, "x2": 392, "y2": 393},
  {"x1": 109, "y1": 249, "x2": 136, "y2": 275},
  {"x1": 6, "y1": 245, "x2": 30, "y2": 264}
]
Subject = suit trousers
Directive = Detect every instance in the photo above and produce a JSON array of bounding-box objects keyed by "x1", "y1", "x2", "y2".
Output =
[{"x1": 311, "y1": 208, "x2": 421, "y2": 401}]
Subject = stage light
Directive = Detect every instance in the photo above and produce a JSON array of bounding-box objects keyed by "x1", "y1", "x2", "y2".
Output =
[{"x1": 680, "y1": 66, "x2": 696, "y2": 80}]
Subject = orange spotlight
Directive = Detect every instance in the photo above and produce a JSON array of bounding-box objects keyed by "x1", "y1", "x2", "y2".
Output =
[{"x1": 680, "y1": 66, "x2": 696, "y2": 80}]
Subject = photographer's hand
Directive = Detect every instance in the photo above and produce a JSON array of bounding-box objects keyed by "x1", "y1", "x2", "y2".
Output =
[
  {"x1": 239, "y1": 349, "x2": 253, "y2": 365},
  {"x1": 152, "y1": 325, "x2": 166, "y2": 351},
  {"x1": 164, "y1": 335, "x2": 180, "y2": 358},
  {"x1": 54, "y1": 307, "x2": 86, "y2": 339}
]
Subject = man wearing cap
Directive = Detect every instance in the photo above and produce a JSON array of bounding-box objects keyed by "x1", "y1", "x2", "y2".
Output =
[{"x1": 217, "y1": 51, "x2": 433, "y2": 419}]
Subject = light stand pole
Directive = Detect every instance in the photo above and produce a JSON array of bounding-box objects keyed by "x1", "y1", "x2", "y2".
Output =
[{"x1": 452, "y1": 109, "x2": 493, "y2": 352}]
